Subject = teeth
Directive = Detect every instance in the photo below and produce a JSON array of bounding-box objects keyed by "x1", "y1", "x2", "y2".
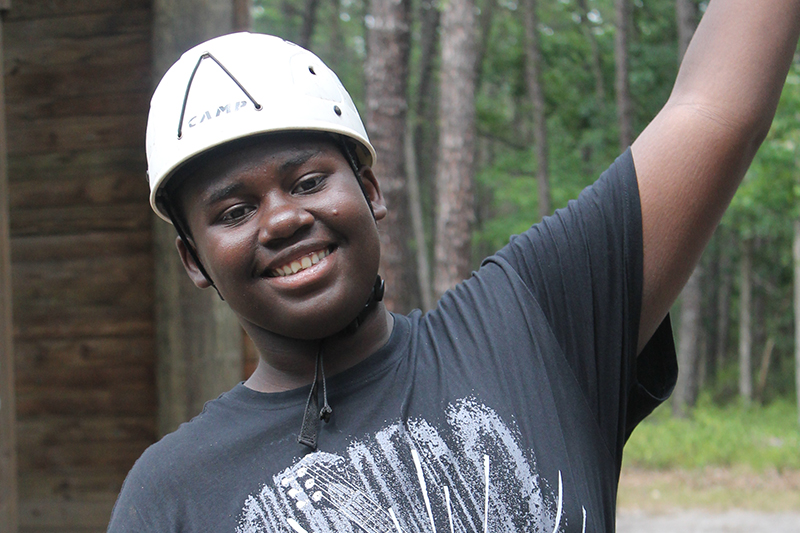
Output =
[{"x1": 271, "y1": 248, "x2": 330, "y2": 277}]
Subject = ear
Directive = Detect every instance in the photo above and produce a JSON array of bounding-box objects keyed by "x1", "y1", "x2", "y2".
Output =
[
  {"x1": 358, "y1": 166, "x2": 387, "y2": 221},
  {"x1": 175, "y1": 236, "x2": 213, "y2": 289}
]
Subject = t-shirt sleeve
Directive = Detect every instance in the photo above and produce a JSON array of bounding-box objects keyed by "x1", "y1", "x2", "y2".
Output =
[
  {"x1": 106, "y1": 444, "x2": 181, "y2": 532},
  {"x1": 493, "y1": 149, "x2": 677, "y2": 445}
]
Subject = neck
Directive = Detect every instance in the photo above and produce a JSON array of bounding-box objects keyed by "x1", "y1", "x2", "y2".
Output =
[{"x1": 242, "y1": 304, "x2": 393, "y2": 393}]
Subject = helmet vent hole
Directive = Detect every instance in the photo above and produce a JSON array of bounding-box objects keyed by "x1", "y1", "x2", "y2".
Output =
[
  {"x1": 308, "y1": 66, "x2": 316, "y2": 75},
  {"x1": 334, "y1": 105, "x2": 342, "y2": 116}
]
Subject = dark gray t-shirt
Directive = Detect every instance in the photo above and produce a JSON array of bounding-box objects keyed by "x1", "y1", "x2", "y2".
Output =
[{"x1": 108, "y1": 150, "x2": 676, "y2": 532}]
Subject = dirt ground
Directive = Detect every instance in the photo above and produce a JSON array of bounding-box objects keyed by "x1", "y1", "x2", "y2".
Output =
[
  {"x1": 615, "y1": 468, "x2": 800, "y2": 532},
  {"x1": 616, "y1": 509, "x2": 800, "y2": 532}
]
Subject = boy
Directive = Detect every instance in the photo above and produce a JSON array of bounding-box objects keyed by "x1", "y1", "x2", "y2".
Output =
[{"x1": 109, "y1": 1, "x2": 800, "y2": 531}]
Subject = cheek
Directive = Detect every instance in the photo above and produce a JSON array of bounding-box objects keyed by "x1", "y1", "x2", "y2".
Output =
[{"x1": 200, "y1": 231, "x2": 255, "y2": 279}]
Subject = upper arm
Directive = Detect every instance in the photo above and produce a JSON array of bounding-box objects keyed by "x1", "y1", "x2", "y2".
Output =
[
  {"x1": 631, "y1": 0, "x2": 800, "y2": 351},
  {"x1": 631, "y1": 103, "x2": 761, "y2": 351}
]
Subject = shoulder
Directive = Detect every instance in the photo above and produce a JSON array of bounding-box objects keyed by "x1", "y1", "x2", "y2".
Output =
[{"x1": 109, "y1": 388, "x2": 247, "y2": 528}]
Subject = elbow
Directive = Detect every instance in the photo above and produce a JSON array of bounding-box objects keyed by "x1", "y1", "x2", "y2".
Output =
[{"x1": 668, "y1": 96, "x2": 776, "y2": 158}]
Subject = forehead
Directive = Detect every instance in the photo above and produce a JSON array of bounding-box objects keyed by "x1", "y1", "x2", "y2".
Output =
[{"x1": 173, "y1": 132, "x2": 343, "y2": 203}]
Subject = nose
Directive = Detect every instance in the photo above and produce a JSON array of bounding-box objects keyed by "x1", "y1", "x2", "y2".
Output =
[{"x1": 257, "y1": 195, "x2": 313, "y2": 246}]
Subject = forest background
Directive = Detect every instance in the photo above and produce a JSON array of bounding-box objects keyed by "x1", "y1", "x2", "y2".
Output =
[{"x1": 253, "y1": 0, "x2": 800, "y2": 484}]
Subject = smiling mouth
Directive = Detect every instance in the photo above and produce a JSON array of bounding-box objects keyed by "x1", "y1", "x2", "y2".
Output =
[{"x1": 268, "y1": 247, "x2": 332, "y2": 278}]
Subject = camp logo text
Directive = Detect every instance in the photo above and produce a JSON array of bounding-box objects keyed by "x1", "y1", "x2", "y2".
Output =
[{"x1": 186, "y1": 101, "x2": 249, "y2": 129}]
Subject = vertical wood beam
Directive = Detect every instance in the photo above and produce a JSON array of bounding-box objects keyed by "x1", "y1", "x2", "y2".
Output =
[
  {"x1": 152, "y1": 0, "x2": 246, "y2": 437},
  {"x1": 0, "y1": 7, "x2": 19, "y2": 532}
]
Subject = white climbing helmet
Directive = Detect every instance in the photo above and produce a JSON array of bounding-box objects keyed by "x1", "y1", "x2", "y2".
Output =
[{"x1": 146, "y1": 32, "x2": 376, "y2": 222}]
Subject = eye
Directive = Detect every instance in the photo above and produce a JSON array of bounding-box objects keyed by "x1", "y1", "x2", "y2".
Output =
[
  {"x1": 292, "y1": 174, "x2": 327, "y2": 195},
  {"x1": 218, "y1": 204, "x2": 255, "y2": 224}
]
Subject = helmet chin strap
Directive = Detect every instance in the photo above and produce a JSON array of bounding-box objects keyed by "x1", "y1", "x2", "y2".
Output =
[
  {"x1": 159, "y1": 190, "x2": 224, "y2": 301},
  {"x1": 338, "y1": 136, "x2": 377, "y2": 220},
  {"x1": 297, "y1": 275, "x2": 385, "y2": 450}
]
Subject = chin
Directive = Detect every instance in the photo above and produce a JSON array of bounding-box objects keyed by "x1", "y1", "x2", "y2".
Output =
[{"x1": 245, "y1": 291, "x2": 372, "y2": 341}]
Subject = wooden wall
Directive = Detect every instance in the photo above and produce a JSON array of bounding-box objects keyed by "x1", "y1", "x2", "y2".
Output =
[{"x1": 3, "y1": 1, "x2": 156, "y2": 530}]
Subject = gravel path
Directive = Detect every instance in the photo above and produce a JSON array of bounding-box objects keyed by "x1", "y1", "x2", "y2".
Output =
[{"x1": 616, "y1": 509, "x2": 800, "y2": 532}]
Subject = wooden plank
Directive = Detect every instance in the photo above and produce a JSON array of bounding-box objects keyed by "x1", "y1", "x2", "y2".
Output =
[
  {"x1": 16, "y1": 361, "x2": 153, "y2": 391},
  {"x1": 3, "y1": 11, "x2": 149, "y2": 42},
  {"x1": 11, "y1": 231, "x2": 151, "y2": 262},
  {"x1": 12, "y1": 252, "x2": 153, "y2": 308},
  {"x1": 0, "y1": 18, "x2": 20, "y2": 533},
  {"x1": 17, "y1": 416, "x2": 154, "y2": 450},
  {"x1": 4, "y1": 62, "x2": 150, "y2": 100},
  {"x1": 9, "y1": 169, "x2": 148, "y2": 208},
  {"x1": 20, "y1": 527, "x2": 107, "y2": 533},
  {"x1": 7, "y1": 114, "x2": 147, "y2": 156},
  {"x1": 18, "y1": 470, "x2": 129, "y2": 500},
  {"x1": 5, "y1": 0, "x2": 150, "y2": 21},
  {"x1": 18, "y1": 495, "x2": 117, "y2": 529},
  {"x1": 6, "y1": 91, "x2": 150, "y2": 122},
  {"x1": 8, "y1": 148, "x2": 145, "y2": 181},
  {"x1": 4, "y1": 32, "x2": 150, "y2": 71},
  {"x1": 13, "y1": 308, "x2": 152, "y2": 341},
  {"x1": 14, "y1": 311, "x2": 153, "y2": 343},
  {"x1": 17, "y1": 437, "x2": 152, "y2": 472},
  {"x1": 9, "y1": 203, "x2": 151, "y2": 236},
  {"x1": 15, "y1": 337, "x2": 154, "y2": 375},
  {"x1": 16, "y1": 385, "x2": 156, "y2": 418}
]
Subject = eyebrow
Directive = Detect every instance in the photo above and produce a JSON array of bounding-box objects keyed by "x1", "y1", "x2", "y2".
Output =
[
  {"x1": 203, "y1": 182, "x2": 246, "y2": 206},
  {"x1": 279, "y1": 149, "x2": 318, "y2": 174}
]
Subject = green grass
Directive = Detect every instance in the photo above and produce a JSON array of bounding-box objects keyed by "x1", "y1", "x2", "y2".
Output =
[{"x1": 623, "y1": 397, "x2": 800, "y2": 471}]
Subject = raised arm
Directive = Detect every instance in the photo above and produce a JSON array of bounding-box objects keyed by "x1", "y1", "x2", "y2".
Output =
[{"x1": 632, "y1": 0, "x2": 800, "y2": 352}]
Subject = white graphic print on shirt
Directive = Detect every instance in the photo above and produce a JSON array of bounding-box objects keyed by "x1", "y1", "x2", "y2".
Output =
[{"x1": 237, "y1": 398, "x2": 586, "y2": 532}]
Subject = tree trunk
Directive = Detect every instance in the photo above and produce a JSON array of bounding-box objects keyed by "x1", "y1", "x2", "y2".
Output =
[
  {"x1": 434, "y1": 0, "x2": 477, "y2": 297},
  {"x1": 0, "y1": 12, "x2": 19, "y2": 531},
  {"x1": 153, "y1": 0, "x2": 244, "y2": 437},
  {"x1": 475, "y1": 0, "x2": 498, "y2": 90},
  {"x1": 703, "y1": 238, "x2": 720, "y2": 383},
  {"x1": 676, "y1": 0, "x2": 697, "y2": 62},
  {"x1": 577, "y1": 0, "x2": 605, "y2": 105},
  {"x1": 672, "y1": 0, "x2": 701, "y2": 417},
  {"x1": 408, "y1": 0, "x2": 440, "y2": 310},
  {"x1": 614, "y1": 0, "x2": 633, "y2": 150},
  {"x1": 328, "y1": 0, "x2": 344, "y2": 71},
  {"x1": 299, "y1": 0, "x2": 320, "y2": 49},
  {"x1": 739, "y1": 238, "x2": 753, "y2": 404},
  {"x1": 794, "y1": 219, "x2": 800, "y2": 426},
  {"x1": 413, "y1": 0, "x2": 440, "y2": 240},
  {"x1": 364, "y1": 0, "x2": 417, "y2": 313},
  {"x1": 522, "y1": 0, "x2": 551, "y2": 219},
  {"x1": 673, "y1": 265, "x2": 703, "y2": 417},
  {"x1": 233, "y1": 0, "x2": 252, "y2": 31},
  {"x1": 405, "y1": 122, "x2": 434, "y2": 311},
  {"x1": 755, "y1": 336, "x2": 775, "y2": 404},
  {"x1": 716, "y1": 233, "x2": 734, "y2": 376}
]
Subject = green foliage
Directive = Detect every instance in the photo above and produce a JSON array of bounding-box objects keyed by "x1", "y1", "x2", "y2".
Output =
[
  {"x1": 624, "y1": 397, "x2": 800, "y2": 471},
  {"x1": 473, "y1": 0, "x2": 679, "y2": 254},
  {"x1": 252, "y1": 0, "x2": 800, "y2": 407},
  {"x1": 252, "y1": 0, "x2": 368, "y2": 110}
]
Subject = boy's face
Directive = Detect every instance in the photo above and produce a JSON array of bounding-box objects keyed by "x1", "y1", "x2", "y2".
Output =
[{"x1": 175, "y1": 134, "x2": 387, "y2": 340}]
